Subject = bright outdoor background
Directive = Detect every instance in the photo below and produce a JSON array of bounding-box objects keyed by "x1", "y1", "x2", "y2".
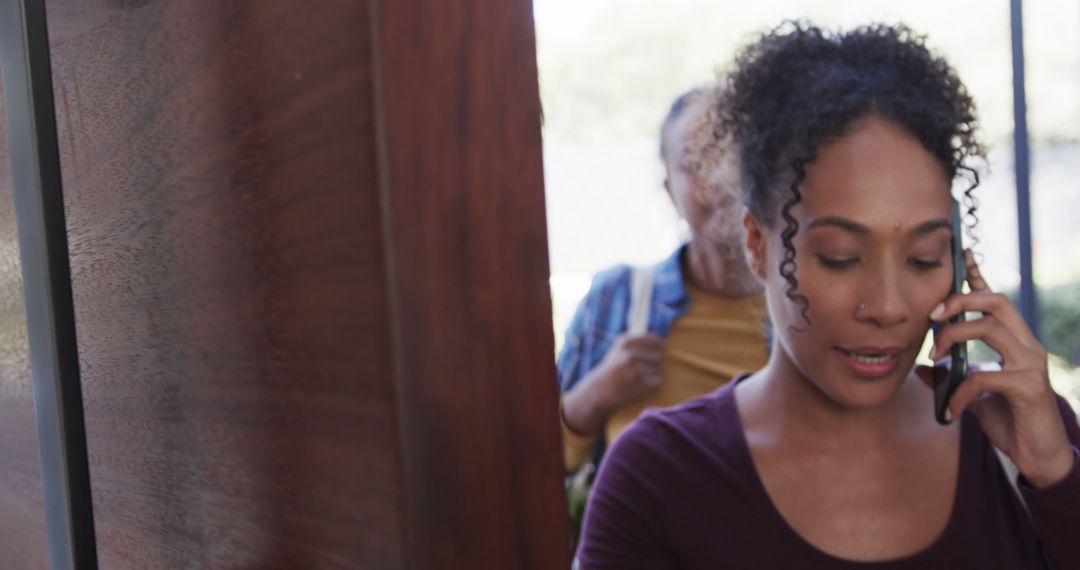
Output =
[{"x1": 534, "y1": 0, "x2": 1080, "y2": 406}]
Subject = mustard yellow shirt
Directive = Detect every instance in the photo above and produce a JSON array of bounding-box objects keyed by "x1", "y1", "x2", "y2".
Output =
[{"x1": 562, "y1": 284, "x2": 769, "y2": 469}]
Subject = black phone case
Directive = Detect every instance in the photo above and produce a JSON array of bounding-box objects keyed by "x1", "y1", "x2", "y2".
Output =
[{"x1": 932, "y1": 199, "x2": 968, "y2": 425}]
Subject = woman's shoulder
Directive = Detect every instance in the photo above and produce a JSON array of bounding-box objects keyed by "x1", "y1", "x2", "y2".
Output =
[
  {"x1": 586, "y1": 381, "x2": 759, "y2": 558},
  {"x1": 607, "y1": 382, "x2": 747, "y2": 471}
]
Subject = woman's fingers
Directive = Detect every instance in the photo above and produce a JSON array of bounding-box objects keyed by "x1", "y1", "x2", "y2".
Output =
[
  {"x1": 930, "y1": 290, "x2": 1040, "y2": 352},
  {"x1": 929, "y1": 314, "x2": 1031, "y2": 368},
  {"x1": 947, "y1": 369, "x2": 1039, "y2": 420},
  {"x1": 947, "y1": 367, "x2": 1074, "y2": 486},
  {"x1": 963, "y1": 249, "x2": 991, "y2": 292}
]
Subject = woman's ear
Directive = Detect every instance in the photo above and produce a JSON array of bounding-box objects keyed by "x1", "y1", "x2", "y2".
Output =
[{"x1": 743, "y1": 209, "x2": 768, "y2": 280}]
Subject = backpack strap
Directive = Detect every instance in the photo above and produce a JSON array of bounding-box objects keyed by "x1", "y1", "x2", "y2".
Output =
[
  {"x1": 583, "y1": 266, "x2": 654, "y2": 472},
  {"x1": 627, "y1": 265, "x2": 654, "y2": 335}
]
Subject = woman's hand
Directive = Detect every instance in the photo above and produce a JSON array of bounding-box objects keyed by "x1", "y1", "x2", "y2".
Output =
[{"x1": 922, "y1": 250, "x2": 1075, "y2": 488}]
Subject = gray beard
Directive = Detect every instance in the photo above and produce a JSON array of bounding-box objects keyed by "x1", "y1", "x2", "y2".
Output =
[{"x1": 695, "y1": 225, "x2": 762, "y2": 298}]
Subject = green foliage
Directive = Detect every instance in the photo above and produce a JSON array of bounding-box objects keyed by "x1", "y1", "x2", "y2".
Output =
[
  {"x1": 966, "y1": 281, "x2": 1080, "y2": 366},
  {"x1": 1039, "y1": 281, "x2": 1080, "y2": 365},
  {"x1": 977, "y1": 282, "x2": 1080, "y2": 365}
]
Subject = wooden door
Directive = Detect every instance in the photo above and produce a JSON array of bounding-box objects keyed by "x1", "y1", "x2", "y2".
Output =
[{"x1": 0, "y1": 1, "x2": 568, "y2": 568}]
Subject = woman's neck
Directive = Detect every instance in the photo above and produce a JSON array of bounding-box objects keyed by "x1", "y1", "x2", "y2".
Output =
[
  {"x1": 736, "y1": 350, "x2": 929, "y2": 452},
  {"x1": 684, "y1": 238, "x2": 761, "y2": 298}
]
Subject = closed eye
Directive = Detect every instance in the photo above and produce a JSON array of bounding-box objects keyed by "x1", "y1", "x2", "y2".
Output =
[
  {"x1": 817, "y1": 255, "x2": 858, "y2": 270},
  {"x1": 909, "y1": 258, "x2": 944, "y2": 270}
]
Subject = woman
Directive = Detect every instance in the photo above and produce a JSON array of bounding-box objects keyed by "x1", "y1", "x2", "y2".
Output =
[
  {"x1": 558, "y1": 86, "x2": 769, "y2": 472},
  {"x1": 577, "y1": 23, "x2": 1080, "y2": 569}
]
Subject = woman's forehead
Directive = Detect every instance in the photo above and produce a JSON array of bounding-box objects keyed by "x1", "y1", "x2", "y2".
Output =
[{"x1": 797, "y1": 116, "x2": 953, "y2": 225}]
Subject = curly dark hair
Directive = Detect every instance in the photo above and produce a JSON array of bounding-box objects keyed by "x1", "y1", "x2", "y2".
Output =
[{"x1": 718, "y1": 21, "x2": 986, "y2": 327}]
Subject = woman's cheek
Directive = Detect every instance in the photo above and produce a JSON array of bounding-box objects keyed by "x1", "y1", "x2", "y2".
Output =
[
  {"x1": 907, "y1": 269, "x2": 951, "y2": 313},
  {"x1": 799, "y1": 264, "x2": 854, "y2": 315}
]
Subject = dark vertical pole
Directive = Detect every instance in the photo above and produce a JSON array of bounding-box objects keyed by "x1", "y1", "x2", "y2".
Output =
[
  {"x1": 1010, "y1": 0, "x2": 1039, "y2": 340},
  {"x1": 0, "y1": 0, "x2": 98, "y2": 568}
]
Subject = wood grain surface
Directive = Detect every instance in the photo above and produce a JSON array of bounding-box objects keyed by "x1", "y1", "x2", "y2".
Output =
[
  {"x1": 0, "y1": 70, "x2": 52, "y2": 570},
  {"x1": 376, "y1": 0, "x2": 571, "y2": 567},
  {"x1": 47, "y1": 1, "x2": 406, "y2": 568},
  {"x1": 0, "y1": 0, "x2": 567, "y2": 567}
]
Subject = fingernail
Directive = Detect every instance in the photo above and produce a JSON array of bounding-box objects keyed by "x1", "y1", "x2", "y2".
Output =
[
  {"x1": 928, "y1": 345, "x2": 937, "y2": 360},
  {"x1": 945, "y1": 408, "x2": 953, "y2": 423},
  {"x1": 929, "y1": 303, "x2": 945, "y2": 321}
]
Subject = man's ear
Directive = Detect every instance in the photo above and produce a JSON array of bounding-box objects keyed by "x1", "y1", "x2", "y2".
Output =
[{"x1": 743, "y1": 209, "x2": 768, "y2": 280}]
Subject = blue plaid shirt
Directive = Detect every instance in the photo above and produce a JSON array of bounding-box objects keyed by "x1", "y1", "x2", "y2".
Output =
[{"x1": 556, "y1": 245, "x2": 691, "y2": 394}]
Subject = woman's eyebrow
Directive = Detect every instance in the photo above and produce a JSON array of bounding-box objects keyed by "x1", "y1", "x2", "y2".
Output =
[
  {"x1": 806, "y1": 216, "x2": 951, "y2": 236},
  {"x1": 806, "y1": 216, "x2": 869, "y2": 234},
  {"x1": 912, "y1": 219, "x2": 951, "y2": 235}
]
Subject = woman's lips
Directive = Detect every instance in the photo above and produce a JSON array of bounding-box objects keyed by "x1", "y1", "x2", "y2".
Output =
[{"x1": 835, "y1": 347, "x2": 902, "y2": 378}]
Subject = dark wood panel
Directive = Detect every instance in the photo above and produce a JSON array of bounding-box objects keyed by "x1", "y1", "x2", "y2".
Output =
[
  {"x1": 376, "y1": 0, "x2": 571, "y2": 567},
  {"x1": 47, "y1": 1, "x2": 406, "y2": 568},
  {"x1": 0, "y1": 74, "x2": 51, "y2": 570}
]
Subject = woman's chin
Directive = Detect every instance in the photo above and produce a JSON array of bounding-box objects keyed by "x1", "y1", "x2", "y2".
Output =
[{"x1": 817, "y1": 371, "x2": 911, "y2": 411}]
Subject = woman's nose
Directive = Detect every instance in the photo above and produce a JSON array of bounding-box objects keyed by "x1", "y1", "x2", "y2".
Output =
[{"x1": 856, "y1": 271, "x2": 911, "y2": 327}]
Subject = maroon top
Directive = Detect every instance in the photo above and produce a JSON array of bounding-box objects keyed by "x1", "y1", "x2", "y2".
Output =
[{"x1": 578, "y1": 378, "x2": 1080, "y2": 569}]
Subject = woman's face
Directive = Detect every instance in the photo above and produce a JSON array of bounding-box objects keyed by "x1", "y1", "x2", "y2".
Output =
[{"x1": 748, "y1": 114, "x2": 955, "y2": 409}]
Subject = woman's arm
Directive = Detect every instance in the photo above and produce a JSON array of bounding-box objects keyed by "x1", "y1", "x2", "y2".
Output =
[
  {"x1": 1015, "y1": 395, "x2": 1080, "y2": 570},
  {"x1": 929, "y1": 251, "x2": 1080, "y2": 568}
]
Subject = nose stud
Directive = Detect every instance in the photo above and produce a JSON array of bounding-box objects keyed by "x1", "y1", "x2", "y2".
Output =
[{"x1": 857, "y1": 301, "x2": 870, "y2": 311}]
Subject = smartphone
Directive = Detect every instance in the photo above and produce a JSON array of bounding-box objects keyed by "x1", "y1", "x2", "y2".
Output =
[{"x1": 932, "y1": 198, "x2": 968, "y2": 425}]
